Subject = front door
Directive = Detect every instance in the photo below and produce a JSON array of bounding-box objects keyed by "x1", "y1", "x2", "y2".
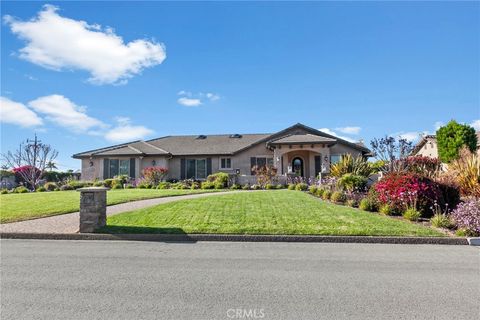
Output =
[{"x1": 292, "y1": 157, "x2": 304, "y2": 177}]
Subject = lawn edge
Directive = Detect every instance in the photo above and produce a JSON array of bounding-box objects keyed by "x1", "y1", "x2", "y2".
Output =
[{"x1": 0, "y1": 232, "x2": 468, "y2": 245}]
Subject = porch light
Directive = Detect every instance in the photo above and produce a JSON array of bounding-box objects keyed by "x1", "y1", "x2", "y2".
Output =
[{"x1": 151, "y1": 160, "x2": 156, "y2": 166}]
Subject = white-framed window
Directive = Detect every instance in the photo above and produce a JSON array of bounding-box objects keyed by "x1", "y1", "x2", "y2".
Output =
[
  {"x1": 219, "y1": 157, "x2": 232, "y2": 169},
  {"x1": 186, "y1": 159, "x2": 207, "y2": 179}
]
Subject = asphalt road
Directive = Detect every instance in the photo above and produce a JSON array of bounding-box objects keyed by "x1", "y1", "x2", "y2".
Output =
[{"x1": 1, "y1": 240, "x2": 478, "y2": 320}]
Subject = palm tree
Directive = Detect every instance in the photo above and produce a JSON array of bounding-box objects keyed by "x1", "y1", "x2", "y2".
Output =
[{"x1": 46, "y1": 161, "x2": 57, "y2": 172}]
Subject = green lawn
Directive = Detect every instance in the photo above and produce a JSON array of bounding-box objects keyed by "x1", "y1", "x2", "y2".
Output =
[
  {"x1": 102, "y1": 190, "x2": 445, "y2": 237},
  {"x1": 0, "y1": 189, "x2": 222, "y2": 223}
]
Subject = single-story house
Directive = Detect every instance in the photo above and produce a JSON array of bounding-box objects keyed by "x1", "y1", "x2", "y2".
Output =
[
  {"x1": 412, "y1": 132, "x2": 480, "y2": 159},
  {"x1": 73, "y1": 123, "x2": 371, "y2": 182}
]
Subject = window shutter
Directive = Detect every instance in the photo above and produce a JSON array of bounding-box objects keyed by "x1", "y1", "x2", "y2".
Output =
[
  {"x1": 206, "y1": 158, "x2": 212, "y2": 176},
  {"x1": 315, "y1": 155, "x2": 321, "y2": 177},
  {"x1": 250, "y1": 157, "x2": 256, "y2": 175},
  {"x1": 180, "y1": 158, "x2": 186, "y2": 180},
  {"x1": 103, "y1": 158, "x2": 109, "y2": 179},
  {"x1": 129, "y1": 158, "x2": 136, "y2": 178}
]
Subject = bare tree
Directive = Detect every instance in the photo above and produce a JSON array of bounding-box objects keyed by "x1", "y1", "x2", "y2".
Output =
[
  {"x1": 2, "y1": 135, "x2": 59, "y2": 189},
  {"x1": 370, "y1": 136, "x2": 413, "y2": 173}
]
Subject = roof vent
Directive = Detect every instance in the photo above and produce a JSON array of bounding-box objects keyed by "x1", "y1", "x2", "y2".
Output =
[
  {"x1": 229, "y1": 134, "x2": 242, "y2": 138},
  {"x1": 196, "y1": 135, "x2": 207, "y2": 140}
]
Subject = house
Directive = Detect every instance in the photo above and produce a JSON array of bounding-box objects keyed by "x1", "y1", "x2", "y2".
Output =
[
  {"x1": 411, "y1": 135, "x2": 439, "y2": 158},
  {"x1": 73, "y1": 123, "x2": 370, "y2": 182},
  {"x1": 412, "y1": 132, "x2": 480, "y2": 159}
]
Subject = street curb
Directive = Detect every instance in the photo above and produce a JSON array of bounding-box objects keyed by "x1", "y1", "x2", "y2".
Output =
[
  {"x1": 0, "y1": 232, "x2": 469, "y2": 245},
  {"x1": 467, "y1": 237, "x2": 480, "y2": 246}
]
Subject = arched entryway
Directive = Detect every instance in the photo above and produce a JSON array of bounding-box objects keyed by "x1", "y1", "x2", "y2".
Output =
[{"x1": 292, "y1": 157, "x2": 304, "y2": 177}]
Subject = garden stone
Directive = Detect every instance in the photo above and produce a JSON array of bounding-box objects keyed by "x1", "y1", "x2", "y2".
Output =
[{"x1": 77, "y1": 187, "x2": 108, "y2": 233}]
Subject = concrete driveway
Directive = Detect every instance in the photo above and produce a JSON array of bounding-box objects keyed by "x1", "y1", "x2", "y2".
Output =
[{"x1": 1, "y1": 240, "x2": 478, "y2": 320}]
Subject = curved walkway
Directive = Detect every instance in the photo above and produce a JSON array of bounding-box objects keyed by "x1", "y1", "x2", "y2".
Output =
[{"x1": 0, "y1": 191, "x2": 242, "y2": 234}]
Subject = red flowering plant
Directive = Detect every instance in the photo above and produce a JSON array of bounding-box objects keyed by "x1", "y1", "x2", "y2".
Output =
[
  {"x1": 374, "y1": 172, "x2": 440, "y2": 215},
  {"x1": 400, "y1": 156, "x2": 442, "y2": 179},
  {"x1": 141, "y1": 167, "x2": 168, "y2": 186},
  {"x1": 12, "y1": 165, "x2": 42, "y2": 189}
]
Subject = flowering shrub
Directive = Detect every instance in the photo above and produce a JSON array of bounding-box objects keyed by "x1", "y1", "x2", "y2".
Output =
[
  {"x1": 451, "y1": 199, "x2": 480, "y2": 236},
  {"x1": 374, "y1": 172, "x2": 440, "y2": 214},
  {"x1": 12, "y1": 165, "x2": 41, "y2": 188},
  {"x1": 142, "y1": 167, "x2": 168, "y2": 186},
  {"x1": 401, "y1": 156, "x2": 442, "y2": 178}
]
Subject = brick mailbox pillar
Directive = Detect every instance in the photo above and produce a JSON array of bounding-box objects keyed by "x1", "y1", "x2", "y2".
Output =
[{"x1": 77, "y1": 187, "x2": 108, "y2": 233}]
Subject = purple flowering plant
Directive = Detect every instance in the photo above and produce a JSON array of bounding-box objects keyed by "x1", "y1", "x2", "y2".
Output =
[{"x1": 451, "y1": 199, "x2": 480, "y2": 235}]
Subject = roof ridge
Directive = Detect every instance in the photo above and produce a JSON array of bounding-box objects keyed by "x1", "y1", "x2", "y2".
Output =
[
  {"x1": 140, "y1": 141, "x2": 170, "y2": 154},
  {"x1": 127, "y1": 145, "x2": 143, "y2": 154}
]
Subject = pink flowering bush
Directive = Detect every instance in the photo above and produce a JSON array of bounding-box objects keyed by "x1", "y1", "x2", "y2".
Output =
[
  {"x1": 141, "y1": 167, "x2": 168, "y2": 186},
  {"x1": 451, "y1": 199, "x2": 480, "y2": 236},
  {"x1": 374, "y1": 172, "x2": 440, "y2": 215}
]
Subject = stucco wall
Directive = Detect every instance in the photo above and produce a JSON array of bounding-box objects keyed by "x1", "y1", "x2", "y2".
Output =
[
  {"x1": 81, "y1": 158, "x2": 102, "y2": 180},
  {"x1": 80, "y1": 156, "x2": 169, "y2": 180},
  {"x1": 415, "y1": 139, "x2": 438, "y2": 158},
  {"x1": 329, "y1": 143, "x2": 364, "y2": 157}
]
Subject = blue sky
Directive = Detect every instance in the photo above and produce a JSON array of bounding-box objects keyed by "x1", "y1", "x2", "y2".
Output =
[{"x1": 1, "y1": 1, "x2": 479, "y2": 171}]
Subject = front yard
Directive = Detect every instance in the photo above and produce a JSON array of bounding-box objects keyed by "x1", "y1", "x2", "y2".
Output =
[
  {"x1": 101, "y1": 190, "x2": 445, "y2": 237},
  {"x1": 0, "y1": 189, "x2": 222, "y2": 223}
]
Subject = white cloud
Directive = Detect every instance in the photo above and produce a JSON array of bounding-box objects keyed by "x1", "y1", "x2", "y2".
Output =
[
  {"x1": 318, "y1": 128, "x2": 356, "y2": 143},
  {"x1": 397, "y1": 132, "x2": 421, "y2": 142},
  {"x1": 177, "y1": 97, "x2": 202, "y2": 107},
  {"x1": 205, "y1": 92, "x2": 220, "y2": 101},
  {"x1": 335, "y1": 126, "x2": 361, "y2": 135},
  {"x1": 104, "y1": 117, "x2": 154, "y2": 142},
  {"x1": 4, "y1": 5, "x2": 166, "y2": 85},
  {"x1": 434, "y1": 121, "x2": 444, "y2": 130},
  {"x1": 28, "y1": 94, "x2": 106, "y2": 132},
  {"x1": 471, "y1": 119, "x2": 480, "y2": 131},
  {"x1": 0, "y1": 96, "x2": 43, "y2": 127},
  {"x1": 177, "y1": 90, "x2": 220, "y2": 106}
]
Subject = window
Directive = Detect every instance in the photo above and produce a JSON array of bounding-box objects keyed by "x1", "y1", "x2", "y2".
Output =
[
  {"x1": 220, "y1": 158, "x2": 232, "y2": 169},
  {"x1": 330, "y1": 155, "x2": 341, "y2": 166},
  {"x1": 251, "y1": 156, "x2": 274, "y2": 174},
  {"x1": 106, "y1": 159, "x2": 130, "y2": 178},
  {"x1": 255, "y1": 157, "x2": 273, "y2": 168},
  {"x1": 196, "y1": 159, "x2": 206, "y2": 179},
  {"x1": 119, "y1": 160, "x2": 130, "y2": 175},
  {"x1": 109, "y1": 159, "x2": 119, "y2": 178},
  {"x1": 186, "y1": 159, "x2": 207, "y2": 179}
]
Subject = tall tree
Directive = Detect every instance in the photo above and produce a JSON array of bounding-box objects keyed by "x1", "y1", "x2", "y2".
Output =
[
  {"x1": 1, "y1": 135, "x2": 59, "y2": 189},
  {"x1": 370, "y1": 136, "x2": 413, "y2": 173},
  {"x1": 436, "y1": 120, "x2": 477, "y2": 163}
]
